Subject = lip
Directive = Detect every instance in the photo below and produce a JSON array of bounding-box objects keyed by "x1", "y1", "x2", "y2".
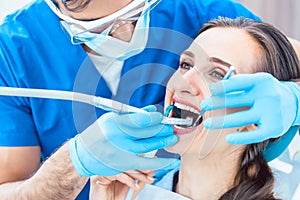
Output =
[
  {"x1": 173, "y1": 124, "x2": 198, "y2": 135},
  {"x1": 169, "y1": 97, "x2": 202, "y2": 135},
  {"x1": 172, "y1": 97, "x2": 202, "y2": 113}
]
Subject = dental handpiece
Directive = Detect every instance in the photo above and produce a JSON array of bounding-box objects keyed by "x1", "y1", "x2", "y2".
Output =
[
  {"x1": 192, "y1": 66, "x2": 236, "y2": 126},
  {"x1": 0, "y1": 86, "x2": 192, "y2": 126},
  {"x1": 92, "y1": 96, "x2": 192, "y2": 125}
]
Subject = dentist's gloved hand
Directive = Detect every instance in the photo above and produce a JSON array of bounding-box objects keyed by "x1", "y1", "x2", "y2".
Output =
[
  {"x1": 201, "y1": 72, "x2": 300, "y2": 144},
  {"x1": 68, "y1": 105, "x2": 180, "y2": 176}
]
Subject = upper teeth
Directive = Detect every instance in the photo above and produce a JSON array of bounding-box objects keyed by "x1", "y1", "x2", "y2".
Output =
[{"x1": 174, "y1": 102, "x2": 199, "y2": 114}]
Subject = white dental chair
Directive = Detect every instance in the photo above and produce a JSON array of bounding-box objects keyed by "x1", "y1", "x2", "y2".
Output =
[{"x1": 270, "y1": 133, "x2": 300, "y2": 200}]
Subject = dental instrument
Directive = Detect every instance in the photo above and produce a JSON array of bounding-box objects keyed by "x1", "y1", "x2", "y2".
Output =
[
  {"x1": 192, "y1": 65, "x2": 236, "y2": 127},
  {"x1": 0, "y1": 86, "x2": 192, "y2": 126}
]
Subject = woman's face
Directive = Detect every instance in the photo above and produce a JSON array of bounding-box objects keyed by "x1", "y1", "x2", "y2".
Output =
[{"x1": 165, "y1": 27, "x2": 261, "y2": 157}]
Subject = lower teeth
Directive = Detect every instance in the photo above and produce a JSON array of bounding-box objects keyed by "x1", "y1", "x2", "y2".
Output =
[{"x1": 165, "y1": 105, "x2": 202, "y2": 128}]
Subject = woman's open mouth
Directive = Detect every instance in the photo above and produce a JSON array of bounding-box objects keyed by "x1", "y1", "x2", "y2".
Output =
[{"x1": 165, "y1": 98, "x2": 203, "y2": 134}]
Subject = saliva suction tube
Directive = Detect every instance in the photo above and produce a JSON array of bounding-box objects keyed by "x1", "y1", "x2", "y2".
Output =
[{"x1": 0, "y1": 86, "x2": 193, "y2": 126}]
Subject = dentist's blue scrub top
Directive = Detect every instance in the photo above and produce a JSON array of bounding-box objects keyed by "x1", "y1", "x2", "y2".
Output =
[{"x1": 0, "y1": 0, "x2": 259, "y2": 198}]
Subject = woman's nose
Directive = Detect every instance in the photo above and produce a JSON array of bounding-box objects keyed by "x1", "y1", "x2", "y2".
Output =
[
  {"x1": 177, "y1": 68, "x2": 208, "y2": 97},
  {"x1": 184, "y1": 69, "x2": 203, "y2": 95}
]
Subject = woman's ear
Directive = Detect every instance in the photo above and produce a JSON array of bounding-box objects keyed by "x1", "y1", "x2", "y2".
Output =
[{"x1": 238, "y1": 124, "x2": 257, "y2": 132}]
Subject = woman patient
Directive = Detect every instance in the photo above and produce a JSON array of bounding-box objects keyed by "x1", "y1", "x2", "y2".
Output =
[{"x1": 90, "y1": 17, "x2": 300, "y2": 200}]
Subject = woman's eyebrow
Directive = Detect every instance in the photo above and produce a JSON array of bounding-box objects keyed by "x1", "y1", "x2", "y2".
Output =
[
  {"x1": 182, "y1": 50, "x2": 195, "y2": 58},
  {"x1": 208, "y1": 57, "x2": 232, "y2": 68}
]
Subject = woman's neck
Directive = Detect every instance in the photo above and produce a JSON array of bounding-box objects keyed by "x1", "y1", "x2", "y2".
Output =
[{"x1": 176, "y1": 147, "x2": 243, "y2": 200}]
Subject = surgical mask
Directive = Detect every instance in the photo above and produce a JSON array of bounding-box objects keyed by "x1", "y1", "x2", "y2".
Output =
[
  {"x1": 84, "y1": 7, "x2": 150, "y2": 60},
  {"x1": 45, "y1": 0, "x2": 159, "y2": 60}
]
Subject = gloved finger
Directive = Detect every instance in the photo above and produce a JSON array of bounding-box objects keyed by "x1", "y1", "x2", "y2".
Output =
[
  {"x1": 209, "y1": 73, "x2": 267, "y2": 96},
  {"x1": 127, "y1": 157, "x2": 181, "y2": 172},
  {"x1": 141, "y1": 105, "x2": 157, "y2": 112},
  {"x1": 203, "y1": 109, "x2": 258, "y2": 129},
  {"x1": 113, "y1": 123, "x2": 173, "y2": 138},
  {"x1": 107, "y1": 133, "x2": 177, "y2": 153},
  {"x1": 114, "y1": 112, "x2": 163, "y2": 128},
  {"x1": 100, "y1": 114, "x2": 173, "y2": 139},
  {"x1": 225, "y1": 128, "x2": 269, "y2": 144},
  {"x1": 124, "y1": 135, "x2": 178, "y2": 154},
  {"x1": 70, "y1": 136, "x2": 123, "y2": 176},
  {"x1": 200, "y1": 92, "x2": 253, "y2": 111}
]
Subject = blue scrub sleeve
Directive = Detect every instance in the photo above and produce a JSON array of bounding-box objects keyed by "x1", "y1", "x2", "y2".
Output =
[
  {"x1": 194, "y1": 0, "x2": 261, "y2": 26},
  {"x1": 0, "y1": 40, "x2": 39, "y2": 147}
]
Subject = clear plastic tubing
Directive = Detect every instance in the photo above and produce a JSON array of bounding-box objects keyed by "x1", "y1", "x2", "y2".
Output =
[{"x1": 0, "y1": 86, "x2": 192, "y2": 126}]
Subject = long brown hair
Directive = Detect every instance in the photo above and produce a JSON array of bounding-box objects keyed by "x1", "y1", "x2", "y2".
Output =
[{"x1": 199, "y1": 17, "x2": 300, "y2": 200}]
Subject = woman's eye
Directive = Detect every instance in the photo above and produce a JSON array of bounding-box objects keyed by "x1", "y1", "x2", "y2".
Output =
[
  {"x1": 211, "y1": 70, "x2": 224, "y2": 79},
  {"x1": 180, "y1": 62, "x2": 193, "y2": 70}
]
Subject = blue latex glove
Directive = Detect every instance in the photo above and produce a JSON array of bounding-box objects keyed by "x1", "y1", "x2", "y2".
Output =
[
  {"x1": 263, "y1": 126, "x2": 299, "y2": 162},
  {"x1": 201, "y1": 72, "x2": 300, "y2": 144},
  {"x1": 69, "y1": 105, "x2": 180, "y2": 176}
]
